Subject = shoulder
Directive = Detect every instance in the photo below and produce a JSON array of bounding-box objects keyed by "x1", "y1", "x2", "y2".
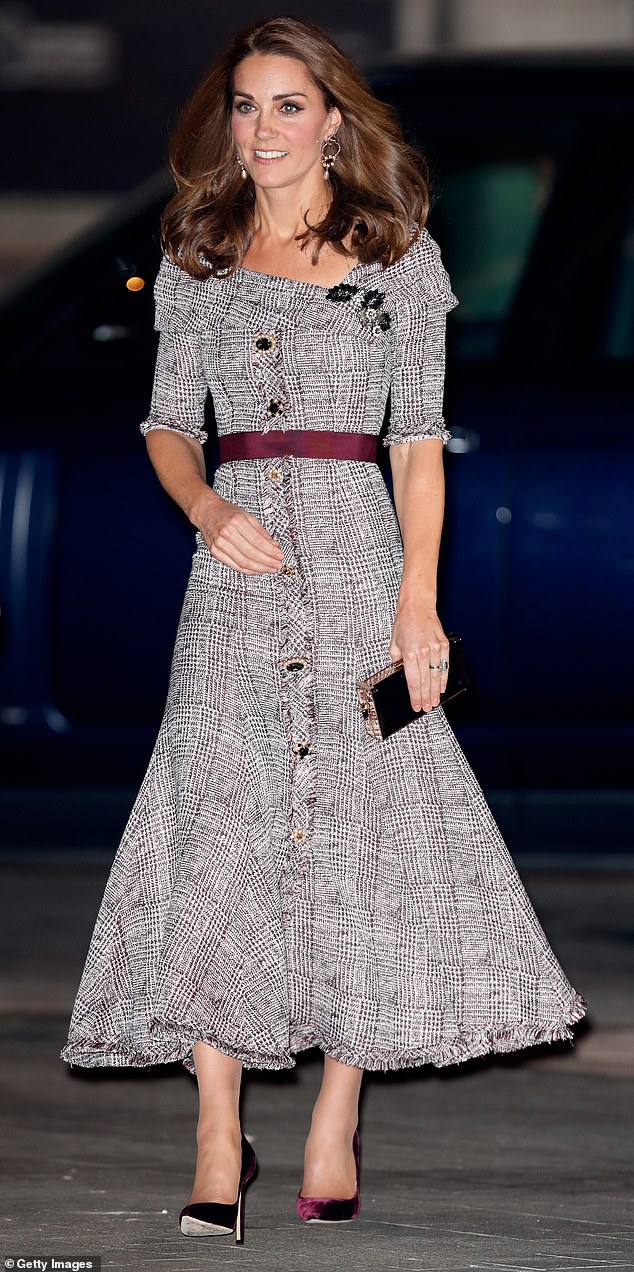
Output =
[
  {"x1": 152, "y1": 252, "x2": 225, "y2": 333},
  {"x1": 382, "y1": 227, "x2": 458, "y2": 313}
]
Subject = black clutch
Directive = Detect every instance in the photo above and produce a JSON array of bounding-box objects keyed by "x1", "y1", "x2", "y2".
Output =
[{"x1": 357, "y1": 634, "x2": 470, "y2": 740}]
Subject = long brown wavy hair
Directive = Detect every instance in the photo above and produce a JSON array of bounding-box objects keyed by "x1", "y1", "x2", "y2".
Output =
[{"x1": 161, "y1": 15, "x2": 431, "y2": 279}]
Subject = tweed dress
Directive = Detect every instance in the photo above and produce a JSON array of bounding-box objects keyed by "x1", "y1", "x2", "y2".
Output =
[{"x1": 60, "y1": 228, "x2": 587, "y2": 1076}]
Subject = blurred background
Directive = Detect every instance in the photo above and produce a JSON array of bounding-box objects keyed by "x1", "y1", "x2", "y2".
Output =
[
  {"x1": 2, "y1": 0, "x2": 634, "y2": 290},
  {"x1": 1, "y1": 0, "x2": 632, "y2": 857},
  {"x1": 1, "y1": 5, "x2": 633, "y2": 1268}
]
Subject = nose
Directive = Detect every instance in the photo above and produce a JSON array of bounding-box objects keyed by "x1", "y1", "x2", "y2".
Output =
[{"x1": 255, "y1": 107, "x2": 277, "y2": 139}]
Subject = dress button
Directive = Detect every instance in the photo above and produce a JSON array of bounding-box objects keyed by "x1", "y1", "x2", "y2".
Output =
[
  {"x1": 254, "y1": 332, "x2": 277, "y2": 353},
  {"x1": 293, "y1": 739, "x2": 312, "y2": 757},
  {"x1": 291, "y1": 827, "x2": 305, "y2": 841},
  {"x1": 269, "y1": 467, "x2": 281, "y2": 480},
  {"x1": 268, "y1": 398, "x2": 284, "y2": 417},
  {"x1": 284, "y1": 657, "x2": 308, "y2": 672},
  {"x1": 281, "y1": 563, "x2": 296, "y2": 575}
]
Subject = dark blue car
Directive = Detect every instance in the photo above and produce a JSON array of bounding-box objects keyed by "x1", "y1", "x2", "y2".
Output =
[{"x1": 1, "y1": 53, "x2": 632, "y2": 851}]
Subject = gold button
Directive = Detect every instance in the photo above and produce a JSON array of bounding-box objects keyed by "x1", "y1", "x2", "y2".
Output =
[
  {"x1": 293, "y1": 739, "x2": 312, "y2": 757},
  {"x1": 269, "y1": 467, "x2": 281, "y2": 480},
  {"x1": 282, "y1": 563, "x2": 296, "y2": 575},
  {"x1": 291, "y1": 827, "x2": 305, "y2": 841}
]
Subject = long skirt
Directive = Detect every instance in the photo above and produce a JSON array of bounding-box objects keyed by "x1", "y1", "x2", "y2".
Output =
[{"x1": 60, "y1": 457, "x2": 587, "y2": 1075}]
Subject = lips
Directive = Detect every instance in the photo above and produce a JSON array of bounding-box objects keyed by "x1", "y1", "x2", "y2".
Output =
[{"x1": 253, "y1": 150, "x2": 288, "y2": 162}]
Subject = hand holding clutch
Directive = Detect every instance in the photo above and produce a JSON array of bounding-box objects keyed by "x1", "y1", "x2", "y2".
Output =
[{"x1": 357, "y1": 634, "x2": 470, "y2": 741}]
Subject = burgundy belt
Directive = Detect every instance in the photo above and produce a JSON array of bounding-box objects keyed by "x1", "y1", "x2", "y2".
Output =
[{"x1": 218, "y1": 429, "x2": 378, "y2": 463}]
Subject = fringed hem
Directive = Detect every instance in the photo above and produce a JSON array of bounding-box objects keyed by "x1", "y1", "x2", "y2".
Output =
[
  {"x1": 59, "y1": 992, "x2": 587, "y2": 1077},
  {"x1": 300, "y1": 991, "x2": 589, "y2": 1072},
  {"x1": 139, "y1": 419, "x2": 208, "y2": 445},
  {"x1": 59, "y1": 1030, "x2": 295, "y2": 1075}
]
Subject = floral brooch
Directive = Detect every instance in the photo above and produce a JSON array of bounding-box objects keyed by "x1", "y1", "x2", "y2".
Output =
[{"x1": 326, "y1": 284, "x2": 391, "y2": 334}]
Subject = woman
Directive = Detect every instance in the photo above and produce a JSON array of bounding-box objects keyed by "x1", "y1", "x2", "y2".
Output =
[{"x1": 61, "y1": 15, "x2": 587, "y2": 1244}]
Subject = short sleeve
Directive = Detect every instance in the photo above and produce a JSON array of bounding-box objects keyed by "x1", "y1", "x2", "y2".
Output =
[
  {"x1": 139, "y1": 254, "x2": 209, "y2": 445},
  {"x1": 382, "y1": 229, "x2": 459, "y2": 448}
]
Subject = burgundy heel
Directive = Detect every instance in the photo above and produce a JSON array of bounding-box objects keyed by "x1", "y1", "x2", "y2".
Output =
[{"x1": 296, "y1": 1128, "x2": 361, "y2": 1223}]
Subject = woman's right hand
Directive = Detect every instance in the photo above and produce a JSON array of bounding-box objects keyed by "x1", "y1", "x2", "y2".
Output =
[{"x1": 192, "y1": 490, "x2": 284, "y2": 574}]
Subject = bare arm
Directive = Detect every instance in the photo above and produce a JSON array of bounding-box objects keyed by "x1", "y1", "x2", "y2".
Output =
[
  {"x1": 145, "y1": 429, "x2": 210, "y2": 523},
  {"x1": 145, "y1": 430, "x2": 283, "y2": 574},
  {"x1": 388, "y1": 437, "x2": 450, "y2": 713}
]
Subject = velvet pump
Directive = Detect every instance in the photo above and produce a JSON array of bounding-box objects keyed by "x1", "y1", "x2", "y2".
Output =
[
  {"x1": 296, "y1": 1129, "x2": 361, "y2": 1223},
  {"x1": 179, "y1": 1132, "x2": 257, "y2": 1244}
]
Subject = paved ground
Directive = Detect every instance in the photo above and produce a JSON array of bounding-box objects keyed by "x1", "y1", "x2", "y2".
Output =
[{"x1": 1, "y1": 858, "x2": 633, "y2": 1272}]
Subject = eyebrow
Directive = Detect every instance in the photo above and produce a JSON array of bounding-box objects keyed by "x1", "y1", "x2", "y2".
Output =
[{"x1": 232, "y1": 91, "x2": 309, "y2": 100}]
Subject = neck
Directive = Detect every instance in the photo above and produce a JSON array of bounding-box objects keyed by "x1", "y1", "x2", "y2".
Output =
[{"x1": 252, "y1": 173, "x2": 330, "y2": 246}]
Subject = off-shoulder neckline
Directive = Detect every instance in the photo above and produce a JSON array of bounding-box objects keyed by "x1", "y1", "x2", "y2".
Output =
[
  {"x1": 235, "y1": 259, "x2": 365, "y2": 292},
  {"x1": 233, "y1": 230, "x2": 427, "y2": 291},
  {"x1": 191, "y1": 229, "x2": 429, "y2": 290}
]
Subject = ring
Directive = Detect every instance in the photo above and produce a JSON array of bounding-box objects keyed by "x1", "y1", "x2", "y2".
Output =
[{"x1": 429, "y1": 660, "x2": 449, "y2": 671}]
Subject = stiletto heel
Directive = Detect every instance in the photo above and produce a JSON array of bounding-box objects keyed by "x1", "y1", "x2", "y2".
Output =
[
  {"x1": 296, "y1": 1127, "x2": 361, "y2": 1223},
  {"x1": 179, "y1": 1131, "x2": 257, "y2": 1243},
  {"x1": 235, "y1": 1182, "x2": 246, "y2": 1244}
]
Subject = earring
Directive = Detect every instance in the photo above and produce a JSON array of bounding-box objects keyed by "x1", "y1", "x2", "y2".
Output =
[
  {"x1": 236, "y1": 154, "x2": 247, "y2": 181},
  {"x1": 321, "y1": 134, "x2": 341, "y2": 180}
]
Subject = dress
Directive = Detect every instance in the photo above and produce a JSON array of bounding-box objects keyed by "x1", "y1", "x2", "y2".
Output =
[{"x1": 60, "y1": 228, "x2": 587, "y2": 1076}]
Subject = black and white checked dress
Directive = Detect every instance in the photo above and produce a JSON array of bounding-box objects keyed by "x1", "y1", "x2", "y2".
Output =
[{"x1": 60, "y1": 229, "x2": 587, "y2": 1075}]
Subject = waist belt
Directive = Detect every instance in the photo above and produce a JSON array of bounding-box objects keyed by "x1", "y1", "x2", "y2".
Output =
[{"x1": 218, "y1": 429, "x2": 379, "y2": 463}]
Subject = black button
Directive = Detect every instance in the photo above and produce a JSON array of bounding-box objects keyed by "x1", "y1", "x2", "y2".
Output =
[
  {"x1": 254, "y1": 332, "x2": 277, "y2": 353},
  {"x1": 268, "y1": 398, "x2": 283, "y2": 416}
]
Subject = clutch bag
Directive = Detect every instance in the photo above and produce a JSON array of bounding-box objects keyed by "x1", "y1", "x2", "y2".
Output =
[{"x1": 357, "y1": 633, "x2": 470, "y2": 740}]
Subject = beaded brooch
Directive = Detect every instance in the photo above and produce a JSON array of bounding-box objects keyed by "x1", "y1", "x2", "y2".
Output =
[{"x1": 326, "y1": 284, "x2": 391, "y2": 334}]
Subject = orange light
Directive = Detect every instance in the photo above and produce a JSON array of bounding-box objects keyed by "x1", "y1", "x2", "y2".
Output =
[{"x1": 126, "y1": 276, "x2": 145, "y2": 292}]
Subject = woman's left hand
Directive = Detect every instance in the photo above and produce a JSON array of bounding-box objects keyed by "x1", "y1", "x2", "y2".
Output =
[{"x1": 389, "y1": 600, "x2": 450, "y2": 713}]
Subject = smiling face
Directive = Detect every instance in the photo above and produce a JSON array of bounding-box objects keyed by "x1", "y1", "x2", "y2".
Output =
[{"x1": 231, "y1": 52, "x2": 341, "y2": 190}]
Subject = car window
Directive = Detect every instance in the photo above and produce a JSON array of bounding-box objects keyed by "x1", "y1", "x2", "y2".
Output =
[
  {"x1": 602, "y1": 188, "x2": 634, "y2": 358},
  {"x1": 429, "y1": 156, "x2": 555, "y2": 358}
]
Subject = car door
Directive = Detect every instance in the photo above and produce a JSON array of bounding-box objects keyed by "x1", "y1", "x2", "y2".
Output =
[
  {"x1": 0, "y1": 182, "x2": 207, "y2": 781},
  {"x1": 375, "y1": 78, "x2": 634, "y2": 790}
]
